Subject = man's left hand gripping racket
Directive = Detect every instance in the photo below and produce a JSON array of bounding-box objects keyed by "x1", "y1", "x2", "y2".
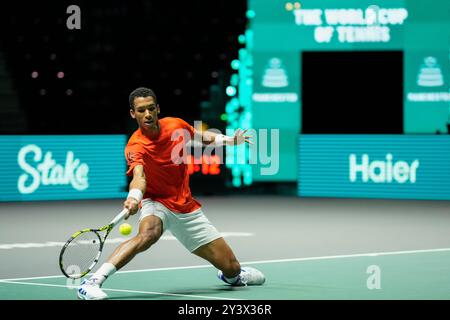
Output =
[{"x1": 59, "y1": 208, "x2": 129, "y2": 279}]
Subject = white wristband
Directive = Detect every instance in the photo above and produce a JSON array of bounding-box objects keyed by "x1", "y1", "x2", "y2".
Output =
[
  {"x1": 127, "y1": 189, "x2": 143, "y2": 203},
  {"x1": 214, "y1": 134, "x2": 232, "y2": 146}
]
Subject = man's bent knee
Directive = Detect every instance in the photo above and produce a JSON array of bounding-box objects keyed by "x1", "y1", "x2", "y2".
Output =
[
  {"x1": 136, "y1": 215, "x2": 162, "y2": 252},
  {"x1": 135, "y1": 230, "x2": 160, "y2": 252}
]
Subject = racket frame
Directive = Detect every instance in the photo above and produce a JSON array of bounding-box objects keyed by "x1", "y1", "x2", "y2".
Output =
[{"x1": 59, "y1": 209, "x2": 129, "y2": 279}]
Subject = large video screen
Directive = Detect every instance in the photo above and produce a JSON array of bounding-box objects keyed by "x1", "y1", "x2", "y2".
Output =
[{"x1": 247, "y1": 0, "x2": 450, "y2": 182}]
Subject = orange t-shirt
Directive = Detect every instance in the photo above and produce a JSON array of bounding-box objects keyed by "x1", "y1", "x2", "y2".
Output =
[{"x1": 125, "y1": 117, "x2": 201, "y2": 213}]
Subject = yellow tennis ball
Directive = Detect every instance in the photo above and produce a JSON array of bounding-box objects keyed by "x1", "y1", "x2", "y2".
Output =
[{"x1": 119, "y1": 223, "x2": 132, "y2": 236}]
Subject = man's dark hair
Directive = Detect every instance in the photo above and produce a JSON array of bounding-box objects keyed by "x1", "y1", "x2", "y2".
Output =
[{"x1": 129, "y1": 87, "x2": 157, "y2": 109}]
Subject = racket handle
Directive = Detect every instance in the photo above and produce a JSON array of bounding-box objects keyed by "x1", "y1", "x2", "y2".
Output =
[{"x1": 110, "y1": 208, "x2": 130, "y2": 227}]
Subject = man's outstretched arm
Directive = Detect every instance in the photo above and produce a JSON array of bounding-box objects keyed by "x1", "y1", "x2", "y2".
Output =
[
  {"x1": 123, "y1": 164, "x2": 146, "y2": 217},
  {"x1": 197, "y1": 128, "x2": 253, "y2": 146}
]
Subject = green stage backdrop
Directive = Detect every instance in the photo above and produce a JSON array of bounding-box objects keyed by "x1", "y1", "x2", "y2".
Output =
[{"x1": 244, "y1": 0, "x2": 450, "y2": 182}]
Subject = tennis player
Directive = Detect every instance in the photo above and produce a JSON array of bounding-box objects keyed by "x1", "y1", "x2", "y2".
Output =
[{"x1": 78, "y1": 87, "x2": 265, "y2": 300}]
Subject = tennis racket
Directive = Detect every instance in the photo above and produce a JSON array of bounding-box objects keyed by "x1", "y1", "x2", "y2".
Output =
[{"x1": 59, "y1": 208, "x2": 129, "y2": 279}]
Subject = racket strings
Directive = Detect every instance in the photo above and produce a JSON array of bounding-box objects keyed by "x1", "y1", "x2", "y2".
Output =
[{"x1": 61, "y1": 231, "x2": 102, "y2": 277}]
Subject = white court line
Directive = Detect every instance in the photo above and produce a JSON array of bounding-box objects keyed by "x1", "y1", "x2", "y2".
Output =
[
  {"x1": 0, "y1": 280, "x2": 240, "y2": 300},
  {"x1": 0, "y1": 232, "x2": 254, "y2": 250},
  {"x1": 1, "y1": 246, "x2": 450, "y2": 282},
  {"x1": 240, "y1": 247, "x2": 450, "y2": 265}
]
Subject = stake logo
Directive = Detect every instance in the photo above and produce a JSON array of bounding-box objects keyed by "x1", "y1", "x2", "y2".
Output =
[{"x1": 17, "y1": 144, "x2": 89, "y2": 194}]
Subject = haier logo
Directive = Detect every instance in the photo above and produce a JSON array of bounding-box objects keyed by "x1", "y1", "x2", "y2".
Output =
[
  {"x1": 17, "y1": 144, "x2": 89, "y2": 194},
  {"x1": 349, "y1": 154, "x2": 419, "y2": 183}
]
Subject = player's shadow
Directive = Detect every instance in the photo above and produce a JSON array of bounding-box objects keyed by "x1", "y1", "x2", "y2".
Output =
[{"x1": 108, "y1": 285, "x2": 248, "y2": 300}]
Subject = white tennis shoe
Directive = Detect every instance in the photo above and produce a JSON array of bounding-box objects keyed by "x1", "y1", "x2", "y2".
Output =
[
  {"x1": 77, "y1": 279, "x2": 108, "y2": 300},
  {"x1": 218, "y1": 266, "x2": 266, "y2": 286}
]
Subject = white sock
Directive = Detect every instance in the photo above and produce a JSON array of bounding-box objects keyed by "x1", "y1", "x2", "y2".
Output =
[{"x1": 90, "y1": 263, "x2": 116, "y2": 286}]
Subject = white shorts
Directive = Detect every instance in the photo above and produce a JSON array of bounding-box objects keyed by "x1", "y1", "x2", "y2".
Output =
[{"x1": 139, "y1": 199, "x2": 222, "y2": 252}]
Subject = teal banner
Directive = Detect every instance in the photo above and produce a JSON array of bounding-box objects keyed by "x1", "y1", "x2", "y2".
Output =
[
  {"x1": 0, "y1": 136, "x2": 128, "y2": 201},
  {"x1": 298, "y1": 135, "x2": 450, "y2": 200}
]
